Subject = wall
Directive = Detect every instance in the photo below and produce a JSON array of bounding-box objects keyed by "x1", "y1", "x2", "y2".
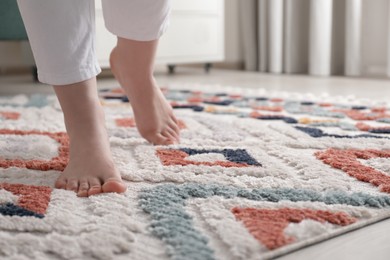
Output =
[
  {"x1": 361, "y1": 0, "x2": 389, "y2": 76},
  {"x1": 223, "y1": 0, "x2": 243, "y2": 65},
  {"x1": 1, "y1": 0, "x2": 388, "y2": 76}
]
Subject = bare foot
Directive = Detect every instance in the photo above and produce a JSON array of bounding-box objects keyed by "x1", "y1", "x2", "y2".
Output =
[
  {"x1": 55, "y1": 144, "x2": 127, "y2": 197},
  {"x1": 53, "y1": 79, "x2": 127, "y2": 197},
  {"x1": 110, "y1": 41, "x2": 180, "y2": 145}
]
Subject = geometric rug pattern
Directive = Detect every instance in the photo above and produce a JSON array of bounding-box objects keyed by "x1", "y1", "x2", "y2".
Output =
[{"x1": 1, "y1": 86, "x2": 390, "y2": 259}]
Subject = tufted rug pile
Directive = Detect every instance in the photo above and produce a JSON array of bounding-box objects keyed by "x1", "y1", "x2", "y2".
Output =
[{"x1": 1, "y1": 84, "x2": 390, "y2": 259}]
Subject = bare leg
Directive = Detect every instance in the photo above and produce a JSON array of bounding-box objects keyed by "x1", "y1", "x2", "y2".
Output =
[
  {"x1": 54, "y1": 78, "x2": 126, "y2": 197},
  {"x1": 110, "y1": 37, "x2": 180, "y2": 145}
]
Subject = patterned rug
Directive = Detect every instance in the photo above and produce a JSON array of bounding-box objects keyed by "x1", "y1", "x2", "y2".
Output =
[{"x1": 1, "y1": 84, "x2": 390, "y2": 260}]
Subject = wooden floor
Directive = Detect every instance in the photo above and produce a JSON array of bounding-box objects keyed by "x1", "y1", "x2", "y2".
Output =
[{"x1": 0, "y1": 68, "x2": 390, "y2": 260}]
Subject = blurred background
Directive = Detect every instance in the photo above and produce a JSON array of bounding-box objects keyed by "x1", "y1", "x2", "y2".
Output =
[
  {"x1": 1, "y1": 2, "x2": 390, "y2": 260},
  {"x1": 1, "y1": 0, "x2": 390, "y2": 91}
]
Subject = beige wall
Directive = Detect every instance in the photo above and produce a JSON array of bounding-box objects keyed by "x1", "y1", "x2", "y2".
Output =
[
  {"x1": 361, "y1": 0, "x2": 389, "y2": 76},
  {"x1": 224, "y1": 0, "x2": 243, "y2": 64}
]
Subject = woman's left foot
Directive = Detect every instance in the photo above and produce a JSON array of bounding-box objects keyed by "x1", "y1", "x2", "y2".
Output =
[{"x1": 110, "y1": 45, "x2": 180, "y2": 145}]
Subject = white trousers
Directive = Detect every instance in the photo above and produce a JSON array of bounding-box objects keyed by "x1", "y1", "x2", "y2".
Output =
[{"x1": 17, "y1": 0, "x2": 171, "y2": 85}]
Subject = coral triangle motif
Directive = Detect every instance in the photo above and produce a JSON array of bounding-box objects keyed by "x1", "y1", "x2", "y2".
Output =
[
  {"x1": 0, "y1": 183, "x2": 51, "y2": 218},
  {"x1": 232, "y1": 207, "x2": 356, "y2": 250}
]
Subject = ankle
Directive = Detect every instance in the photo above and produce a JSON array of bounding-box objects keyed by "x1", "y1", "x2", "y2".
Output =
[{"x1": 110, "y1": 47, "x2": 154, "y2": 85}]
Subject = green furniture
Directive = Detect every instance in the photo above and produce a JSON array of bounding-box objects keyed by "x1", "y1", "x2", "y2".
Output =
[
  {"x1": 0, "y1": 0, "x2": 37, "y2": 81},
  {"x1": 0, "y1": 0, "x2": 28, "y2": 40}
]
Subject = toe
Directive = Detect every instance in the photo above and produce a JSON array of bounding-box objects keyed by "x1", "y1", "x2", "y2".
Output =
[
  {"x1": 166, "y1": 126, "x2": 180, "y2": 142},
  {"x1": 169, "y1": 120, "x2": 181, "y2": 135},
  {"x1": 77, "y1": 179, "x2": 89, "y2": 197},
  {"x1": 102, "y1": 177, "x2": 127, "y2": 194},
  {"x1": 151, "y1": 133, "x2": 175, "y2": 146},
  {"x1": 88, "y1": 177, "x2": 102, "y2": 197},
  {"x1": 66, "y1": 178, "x2": 79, "y2": 192},
  {"x1": 162, "y1": 129, "x2": 178, "y2": 144},
  {"x1": 55, "y1": 176, "x2": 67, "y2": 189}
]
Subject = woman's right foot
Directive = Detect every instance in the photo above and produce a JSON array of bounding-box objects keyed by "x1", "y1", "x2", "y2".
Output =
[
  {"x1": 55, "y1": 141, "x2": 127, "y2": 197},
  {"x1": 54, "y1": 107, "x2": 127, "y2": 197},
  {"x1": 53, "y1": 79, "x2": 127, "y2": 197}
]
